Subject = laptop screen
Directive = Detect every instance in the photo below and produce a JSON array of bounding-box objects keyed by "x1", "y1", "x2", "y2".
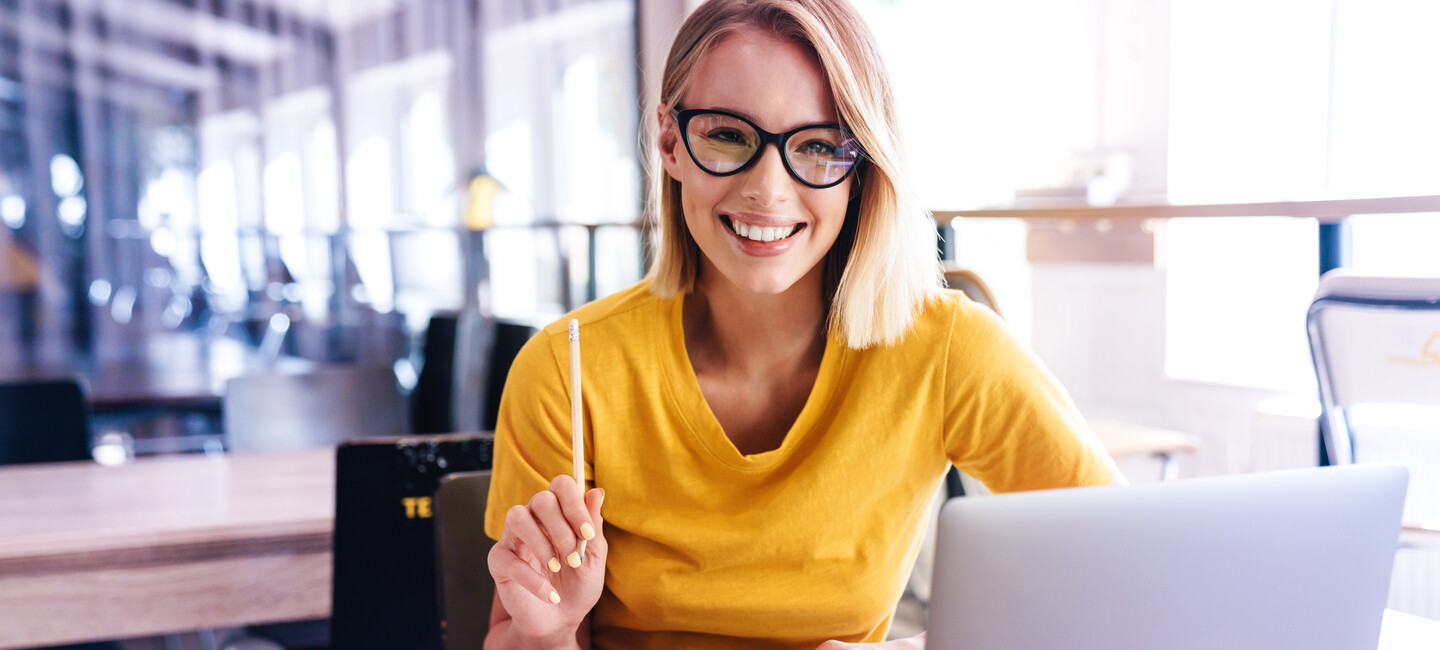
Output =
[{"x1": 927, "y1": 465, "x2": 1407, "y2": 650}]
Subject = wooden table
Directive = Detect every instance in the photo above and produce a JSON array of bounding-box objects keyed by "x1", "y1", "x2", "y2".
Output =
[{"x1": 0, "y1": 450, "x2": 334, "y2": 648}]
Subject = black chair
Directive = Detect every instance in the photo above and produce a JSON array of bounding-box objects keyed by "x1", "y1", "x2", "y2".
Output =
[
  {"x1": 481, "y1": 321, "x2": 537, "y2": 431},
  {"x1": 436, "y1": 315, "x2": 536, "y2": 434},
  {"x1": 330, "y1": 434, "x2": 495, "y2": 650},
  {"x1": 413, "y1": 314, "x2": 459, "y2": 434},
  {"x1": 0, "y1": 378, "x2": 92, "y2": 466}
]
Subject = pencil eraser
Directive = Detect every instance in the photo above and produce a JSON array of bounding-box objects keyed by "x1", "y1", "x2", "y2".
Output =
[{"x1": 568, "y1": 318, "x2": 579, "y2": 341}]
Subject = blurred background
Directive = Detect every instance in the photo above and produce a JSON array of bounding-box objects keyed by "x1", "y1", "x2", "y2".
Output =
[
  {"x1": 1, "y1": 0, "x2": 1439, "y2": 643},
  {"x1": 0, "y1": 0, "x2": 644, "y2": 366}
]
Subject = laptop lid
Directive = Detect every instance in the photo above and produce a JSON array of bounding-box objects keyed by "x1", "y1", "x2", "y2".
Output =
[{"x1": 927, "y1": 465, "x2": 1408, "y2": 650}]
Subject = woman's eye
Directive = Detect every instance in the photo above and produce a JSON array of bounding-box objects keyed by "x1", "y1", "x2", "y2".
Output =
[
  {"x1": 704, "y1": 129, "x2": 748, "y2": 145},
  {"x1": 798, "y1": 140, "x2": 838, "y2": 156}
]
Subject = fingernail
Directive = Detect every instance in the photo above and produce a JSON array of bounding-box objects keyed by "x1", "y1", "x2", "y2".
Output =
[
  {"x1": 549, "y1": 590, "x2": 561, "y2": 604},
  {"x1": 566, "y1": 551, "x2": 582, "y2": 568},
  {"x1": 598, "y1": 488, "x2": 606, "y2": 502},
  {"x1": 580, "y1": 522, "x2": 595, "y2": 540},
  {"x1": 548, "y1": 557, "x2": 561, "y2": 573}
]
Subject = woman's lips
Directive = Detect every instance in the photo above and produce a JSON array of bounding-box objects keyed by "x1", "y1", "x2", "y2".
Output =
[{"x1": 720, "y1": 214, "x2": 805, "y2": 257}]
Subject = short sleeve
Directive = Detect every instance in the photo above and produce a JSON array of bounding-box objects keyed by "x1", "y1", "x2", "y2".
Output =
[
  {"x1": 484, "y1": 330, "x2": 588, "y2": 540},
  {"x1": 942, "y1": 300, "x2": 1116, "y2": 492}
]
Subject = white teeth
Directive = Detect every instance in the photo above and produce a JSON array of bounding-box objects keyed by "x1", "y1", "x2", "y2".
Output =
[{"x1": 730, "y1": 218, "x2": 798, "y2": 243}]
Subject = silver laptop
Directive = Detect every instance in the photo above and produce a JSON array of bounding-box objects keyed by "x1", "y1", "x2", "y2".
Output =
[{"x1": 927, "y1": 465, "x2": 1408, "y2": 650}]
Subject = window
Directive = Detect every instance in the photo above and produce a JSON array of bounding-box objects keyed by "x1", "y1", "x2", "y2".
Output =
[
  {"x1": 1163, "y1": 217, "x2": 1318, "y2": 391},
  {"x1": 197, "y1": 109, "x2": 262, "y2": 312},
  {"x1": 1165, "y1": 0, "x2": 1440, "y2": 391},
  {"x1": 482, "y1": 0, "x2": 639, "y2": 320},
  {"x1": 264, "y1": 88, "x2": 339, "y2": 321}
]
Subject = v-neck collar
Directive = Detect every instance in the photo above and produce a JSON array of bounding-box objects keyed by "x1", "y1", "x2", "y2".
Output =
[{"x1": 660, "y1": 291, "x2": 845, "y2": 472}]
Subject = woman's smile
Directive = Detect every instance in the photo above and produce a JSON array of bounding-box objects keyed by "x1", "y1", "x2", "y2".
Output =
[{"x1": 719, "y1": 212, "x2": 809, "y2": 257}]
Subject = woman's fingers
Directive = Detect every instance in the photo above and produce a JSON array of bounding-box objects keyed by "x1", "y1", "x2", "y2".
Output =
[
  {"x1": 507, "y1": 478, "x2": 601, "y2": 574},
  {"x1": 490, "y1": 477, "x2": 609, "y2": 629},
  {"x1": 503, "y1": 504, "x2": 560, "y2": 574},
  {"x1": 489, "y1": 542, "x2": 561, "y2": 604},
  {"x1": 584, "y1": 487, "x2": 605, "y2": 541},
  {"x1": 528, "y1": 488, "x2": 580, "y2": 568},
  {"x1": 510, "y1": 537, "x2": 547, "y2": 577},
  {"x1": 549, "y1": 476, "x2": 594, "y2": 536}
]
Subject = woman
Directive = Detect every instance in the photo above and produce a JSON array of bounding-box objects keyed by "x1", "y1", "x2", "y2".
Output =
[{"x1": 483, "y1": 1, "x2": 1120, "y2": 647}]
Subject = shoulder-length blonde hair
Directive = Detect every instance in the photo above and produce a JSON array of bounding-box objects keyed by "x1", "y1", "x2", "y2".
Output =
[{"x1": 645, "y1": 0, "x2": 941, "y2": 349}]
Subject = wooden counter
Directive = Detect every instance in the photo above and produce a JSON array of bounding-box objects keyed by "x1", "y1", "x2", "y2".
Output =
[{"x1": 0, "y1": 450, "x2": 334, "y2": 648}]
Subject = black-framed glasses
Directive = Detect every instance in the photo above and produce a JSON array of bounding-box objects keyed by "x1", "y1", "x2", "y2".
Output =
[{"x1": 670, "y1": 108, "x2": 864, "y2": 189}]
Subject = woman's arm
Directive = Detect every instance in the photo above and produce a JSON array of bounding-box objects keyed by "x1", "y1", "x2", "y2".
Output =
[{"x1": 942, "y1": 301, "x2": 1121, "y2": 492}]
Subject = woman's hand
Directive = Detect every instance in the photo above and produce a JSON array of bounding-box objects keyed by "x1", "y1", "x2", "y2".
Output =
[
  {"x1": 487, "y1": 475, "x2": 606, "y2": 647},
  {"x1": 816, "y1": 634, "x2": 925, "y2": 650}
]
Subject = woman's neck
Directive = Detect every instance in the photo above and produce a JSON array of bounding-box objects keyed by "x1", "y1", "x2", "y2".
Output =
[{"x1": 683, "y1": 264, "x2": 828, "y2": 378}]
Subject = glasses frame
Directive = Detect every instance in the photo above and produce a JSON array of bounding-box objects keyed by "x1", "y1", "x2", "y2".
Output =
[{"x1": 670, "y1": 108, "x2": 864, "y2": 189}]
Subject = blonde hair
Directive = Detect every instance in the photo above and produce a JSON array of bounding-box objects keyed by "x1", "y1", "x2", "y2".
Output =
[{"x1": 644, "y1": 0, "x2": 941, "y2": 348}]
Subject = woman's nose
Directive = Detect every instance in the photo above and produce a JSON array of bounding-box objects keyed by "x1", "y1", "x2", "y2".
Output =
[{"x1": 739, "y1": 144, "x2": 791, "y2": 206}]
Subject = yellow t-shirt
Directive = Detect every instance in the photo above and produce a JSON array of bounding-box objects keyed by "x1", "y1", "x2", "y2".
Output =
[{"x1": 485, "y1": 281, "x2": 1115, "y2": 649}]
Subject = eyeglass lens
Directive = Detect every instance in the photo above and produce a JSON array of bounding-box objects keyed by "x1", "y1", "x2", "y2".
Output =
[{"x1": 684, "y1": 112, "x2": 859, "y2": 187}]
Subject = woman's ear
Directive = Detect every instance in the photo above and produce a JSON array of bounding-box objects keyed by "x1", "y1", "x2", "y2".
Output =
[{"x1": 657, "y1": 104, "x2": 682, "y2": 182}]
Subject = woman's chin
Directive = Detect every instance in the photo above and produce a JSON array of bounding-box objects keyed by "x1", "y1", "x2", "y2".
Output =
[{"x1": 730, "y1": 272, "x2": 809, "y2": 297}]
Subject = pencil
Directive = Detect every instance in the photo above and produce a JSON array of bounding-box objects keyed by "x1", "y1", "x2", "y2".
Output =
[{"x1": 568, "y1": 318, "x2": 586, "y2": 558}]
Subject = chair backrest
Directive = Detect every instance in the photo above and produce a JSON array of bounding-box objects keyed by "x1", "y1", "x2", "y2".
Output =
[
  {"x1": 223, "y1": 366, "x2": 408, "y2": 452},
  {"x1": 942, "y1": 264, "x2": 1003, "y2": 316},
  {"x1": 1308, "y1": 270, "x2": 1440, "y2": 465},
  {"x1": 413, "y1": 313, "x2": 459, "y2": 434},
  {"x1": 331, "y1": 433, "x2": 494, "y2": 650},
  {"x1": 0, "y1": 378, "x2": 92, "y2": 465},
  {"x1": 452, "y1": 314, "x2": 538, "y2": 432},
  {"x1": 434, "y1": 470, "x2": 497, "y2": 650}
]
